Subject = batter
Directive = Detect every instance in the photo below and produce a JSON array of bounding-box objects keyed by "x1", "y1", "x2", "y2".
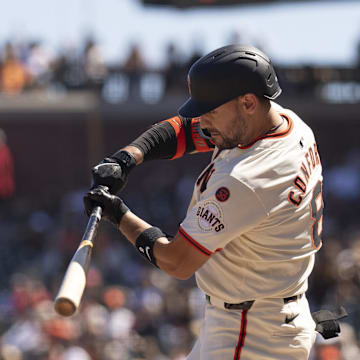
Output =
[{"x1": 84, "y1": 45, "x2": 326, "y2": 359}]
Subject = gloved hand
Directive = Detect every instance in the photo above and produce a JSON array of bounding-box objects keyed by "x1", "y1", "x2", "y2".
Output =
[
  {"x1": 83, "y1": 185, "x2": 129, "y2": 226},
  {"x1": 91, "y1": 151, "x2": 136, "y2": 194}
]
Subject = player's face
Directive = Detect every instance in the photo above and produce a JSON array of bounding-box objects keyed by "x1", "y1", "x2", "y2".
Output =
[{"x1": 200, "y1": 98, "x2": 249, "y2": 150}]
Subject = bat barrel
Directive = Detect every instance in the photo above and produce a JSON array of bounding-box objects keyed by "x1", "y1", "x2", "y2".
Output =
[{"x1": 54, "y1": 206, "x2": 102, "y2": 316}]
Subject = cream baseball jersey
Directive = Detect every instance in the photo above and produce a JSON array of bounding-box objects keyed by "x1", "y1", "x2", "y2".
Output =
[{"x1": 179, "y1": 104, "x2": 323, "y2": 303}]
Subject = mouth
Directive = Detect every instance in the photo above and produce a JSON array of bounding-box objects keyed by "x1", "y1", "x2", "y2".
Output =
[
  {"x1": 204, "y1": 128, "x2": 220, "y2": 137},
  {"x1": 199, "y1": 124, "x2": 221, "y2": 141},
  {"x1": 210, "y1": 131, "x2": 220, "y2": 137}
]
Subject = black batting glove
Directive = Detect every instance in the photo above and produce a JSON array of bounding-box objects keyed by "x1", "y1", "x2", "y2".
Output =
[
  {"x1": 83, "y1": 185, "x2": 129, "y2": 227},
  {"x1": 91, "y1": 151, "x2": 136, "y2": 194}
]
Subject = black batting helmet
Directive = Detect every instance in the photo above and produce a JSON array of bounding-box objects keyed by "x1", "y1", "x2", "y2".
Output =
[{"x1": 178, "y1": 45, "x2": 282, "y2": 118}]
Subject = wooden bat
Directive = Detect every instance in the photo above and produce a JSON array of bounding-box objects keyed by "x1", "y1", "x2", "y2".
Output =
[{"x1": 54, "y1": 206, "x2": 102, "y2": 316}]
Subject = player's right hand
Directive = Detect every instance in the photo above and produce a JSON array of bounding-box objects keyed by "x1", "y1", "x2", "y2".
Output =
[
  {"x1": 91, "y1": 150, "x2": 137, "y2": 194},
  {"x1": 84, "y1": 185, "x2": 129, "y2": 226}
]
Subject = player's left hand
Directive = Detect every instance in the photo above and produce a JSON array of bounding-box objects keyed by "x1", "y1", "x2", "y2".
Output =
[
  {"x1": 91, "y1": 151, "x2": 137, "y2": 194},
  {"x1": 83, "y1": 185, "x2": 129, "y2": 226},
  {"x1": 91, "y1": 158, "x2": 126, "y2": 194}
]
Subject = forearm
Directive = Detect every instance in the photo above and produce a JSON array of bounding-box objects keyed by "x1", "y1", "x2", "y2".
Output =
[
  {"x1": 118, "y1": 211, "x2": 151, "y2": 245},
  {"x1": 118, "y1": 211, "x2": 180, "y2": 276}
]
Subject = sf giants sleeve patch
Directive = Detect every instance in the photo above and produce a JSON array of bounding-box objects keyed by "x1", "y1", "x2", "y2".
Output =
[
  {"x1": 196, "y1": 201, "x2": 225, "y2": 233},
  {"x1": 180, "y1": 175, "x2": 268, "y2": 252}
]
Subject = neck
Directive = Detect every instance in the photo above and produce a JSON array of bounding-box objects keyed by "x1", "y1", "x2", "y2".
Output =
[
  {"x1": 245, "y1": 106, "x2": 283, "y2": 144},
  {"x1": 265, "y1": 104, "x2": 286, "y2": 131}
]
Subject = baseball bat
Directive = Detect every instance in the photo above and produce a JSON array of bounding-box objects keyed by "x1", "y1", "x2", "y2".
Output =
[{"x1": 54, "y1": 206, "x2": 102, "y2": 316}]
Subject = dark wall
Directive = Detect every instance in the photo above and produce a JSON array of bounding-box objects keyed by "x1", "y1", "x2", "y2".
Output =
[
  {"x1": 0, "y1": 100, "x2": 359, "y2": 207},
  {"x1": 0, "y1": 112, "x2": 89, "y2": 201}
]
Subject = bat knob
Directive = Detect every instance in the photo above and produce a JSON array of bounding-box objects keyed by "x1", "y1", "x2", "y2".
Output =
[{"x1": 54, "y1": 298, "x2": 77, "y2": 317}]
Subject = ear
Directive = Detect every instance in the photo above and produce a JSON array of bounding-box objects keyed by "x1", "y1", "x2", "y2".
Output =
[{"x1": 239, "y1": 94, "x2": 257, "y2": 114}]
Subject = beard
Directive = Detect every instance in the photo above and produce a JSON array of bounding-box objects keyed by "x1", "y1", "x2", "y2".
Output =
[
  {"x1": 211, "y1": 131, "x2": 243, "y2": 150},
  {"x1": 216, "y1": 139, "x2": 238, "y2": 150},
  {"x1": 205, "y1": 111, "x2": 247, "y2": 150}
]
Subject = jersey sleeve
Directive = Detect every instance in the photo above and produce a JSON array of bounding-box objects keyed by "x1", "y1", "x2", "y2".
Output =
[
  {"x1": 179, "y1": 175, "x2": 268, "y2": 255},
  {"x1": 129, "y1": 116, "x2": 214, "y2": 162}
]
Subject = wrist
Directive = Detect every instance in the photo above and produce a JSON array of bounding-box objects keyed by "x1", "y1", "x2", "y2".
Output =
[
  {"x1": 121, "y1": 146, "x2": 144, "y2": 165},
  {"x1": 110, "y1": 196, "x2": 129, "y2": 227},
  {"x1": 111, "y1": 150, "x2": 137, "y2": 173}
]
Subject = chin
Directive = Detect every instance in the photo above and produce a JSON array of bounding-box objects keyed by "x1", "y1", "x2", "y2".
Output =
[
  {"x1": 212, "y1": 136, "x2": 238, "y2": 150},
  {"x1": 217, "y1": 143, "x2": 237, "y2": 150}
]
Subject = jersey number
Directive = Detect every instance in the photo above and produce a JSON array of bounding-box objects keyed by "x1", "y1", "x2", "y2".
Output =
[{"x1": 310, "y1": 181, "x2": 323, "y2": 249}]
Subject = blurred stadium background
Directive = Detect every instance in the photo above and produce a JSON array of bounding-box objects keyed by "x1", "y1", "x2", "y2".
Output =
[{"x1": 0, "y1": 0, "x2": 360, "y2": 359}]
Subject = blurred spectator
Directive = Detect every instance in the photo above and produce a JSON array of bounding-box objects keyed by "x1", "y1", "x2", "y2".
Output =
[
  {"x1": 0, "y1": 129, "x2": 15, "y2": 200},
  {"x1": 123, "y1": 43, "x2": 146, "y2": 98},
  {"x1": 62, "y1": 346, "x2": 91, "y2": 360},
  {"x1": 0, "y1": 42, "x2": 31, "y2": 94},
  {"x1": 312, "y1": 334, "x2": 342, "y2": 360},
  {"x1": 25, "y1": 41, "x2": 53, "y2": 88},
  {"x1": 310, "y1": 322, "x2": 360, "y2": 360},
  {"x1": 338, "y1": 322, "x2": 360, "y2": 360},
  {"x1": 83, "y1": 37, "x2": 107, "y2": 89},
  {"x1": 226, "y1": 30, "x2": 242, "y2": 45},
  {"x1": 164, "y1": 42, "x2": 185, "y2": 93},
  {"x1": 51, "y1": 53, "x2": 69, "y2": 88}
]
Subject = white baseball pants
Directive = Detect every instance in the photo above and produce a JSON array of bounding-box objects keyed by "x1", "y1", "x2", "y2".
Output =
[{"x1": 186, "y1": 294, "x2": 317, "y2": 360}]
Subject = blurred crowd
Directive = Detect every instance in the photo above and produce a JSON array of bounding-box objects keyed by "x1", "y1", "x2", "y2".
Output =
[
  {"x1": 0, "y1": 38, "x2": 107, "y2": 95},
  {"x1": 0, "y1": 37, "x2": 359, "y2": 104},
  {"x1": 0, "y1": 37, "x2": 197, "y2": 100}
]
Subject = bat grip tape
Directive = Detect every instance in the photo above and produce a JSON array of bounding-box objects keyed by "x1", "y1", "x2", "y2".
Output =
[{"x1": 135, "y1": 227, "x2": 166, "y2": 267}]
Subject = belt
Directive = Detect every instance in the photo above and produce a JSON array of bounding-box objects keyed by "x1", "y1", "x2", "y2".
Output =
[
  {"x1": 283, "y1": 293, "x2": 303, "y2": 304},
  {"x1": 205, "y1": 295, "x2": 254, "y2": 310},
  {"x1": 206, "y1": 293, "x2": 303, "y2": 310}
]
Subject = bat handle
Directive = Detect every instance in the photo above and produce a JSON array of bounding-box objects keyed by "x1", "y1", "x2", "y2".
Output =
[{"x1": 84, "y1": 206, "x2": 103, "y2": 242}]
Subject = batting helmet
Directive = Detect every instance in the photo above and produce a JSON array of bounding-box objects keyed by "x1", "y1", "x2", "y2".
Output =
[{"x1": 178, "y1": 45, "x2": 282, "y2": 118}]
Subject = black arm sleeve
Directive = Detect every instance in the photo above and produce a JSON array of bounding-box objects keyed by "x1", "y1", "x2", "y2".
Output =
[
  {"x1": 128, "y1": 116, "x2": 213, "y2": 162},
  {"x1": 129, "y1": 121, "x2": 178, "y2": 161}
]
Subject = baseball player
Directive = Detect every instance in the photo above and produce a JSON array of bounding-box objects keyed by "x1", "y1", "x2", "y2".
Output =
[{"x1": 84, "y1": 45, "x2": 338, "y2": 359}]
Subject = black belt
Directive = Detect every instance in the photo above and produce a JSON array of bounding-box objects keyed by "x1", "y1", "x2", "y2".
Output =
[
  {"x1": 205, "y1": 295, "x2": 254, "y2": 310},
  {"x1": 283, "y1": 293, "x2": 303, "y2": 304},
  {"x1": 206, "y1": 293, "x2": 303, "y2": 310}
]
